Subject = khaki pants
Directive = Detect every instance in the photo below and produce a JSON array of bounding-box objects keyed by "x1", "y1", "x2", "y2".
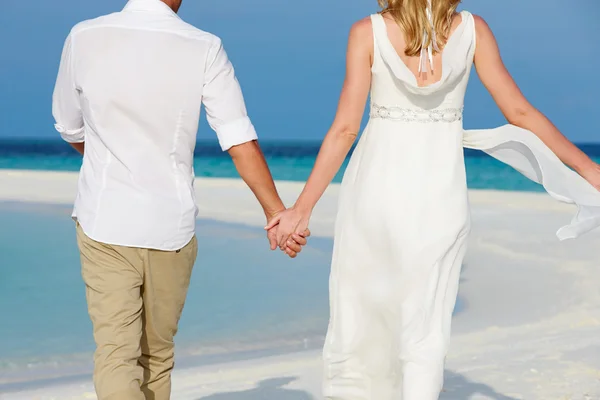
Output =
[{"x1": 76, "y1": 224, "x2": 198, "y2": 400}]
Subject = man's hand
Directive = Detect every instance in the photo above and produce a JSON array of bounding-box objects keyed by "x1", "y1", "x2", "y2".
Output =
[
  {"x1": 227, "y1": 141, "x2": 311, "y2": 257},
  {"x1": 265, "y1": 206, "x2": 312, "y2": 250},
  {"x1": 266, "y1": 212, "x2": 310, "y2": 258}
]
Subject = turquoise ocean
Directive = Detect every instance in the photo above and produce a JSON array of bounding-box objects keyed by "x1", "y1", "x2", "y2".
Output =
[
  {"x1": 1, "y1": 139, "x2": 599, "y2": 391},
  {"x1": 5, "y1": 139, "x2": 600, "y2": 189}
]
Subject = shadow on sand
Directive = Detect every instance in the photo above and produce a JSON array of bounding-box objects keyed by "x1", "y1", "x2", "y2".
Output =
[
  {"x1": 196, "y1": 371, "x2": 521, "y2": 400},
  {"x1": 197, "y1": 377, "x2": 313, "y2": 400},
  {"x1": 441, "y1": 370, "x2": 521, "y2": 399}
]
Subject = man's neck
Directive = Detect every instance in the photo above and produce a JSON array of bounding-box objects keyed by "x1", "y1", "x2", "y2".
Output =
[{"x1": 160, "y1": 0, "x2": 180, "y2": 13}]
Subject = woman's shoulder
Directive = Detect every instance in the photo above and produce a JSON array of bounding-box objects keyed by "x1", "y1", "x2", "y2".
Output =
[
  {"x1": 346, "y1": 16, "x2": 375, "y2": 45},
  {"x1": 469, "y1": 13, "x2": 490, "y2": 33},
  {"x1": 351, "y1": 16, "x2": 375, "y2": 34},
  {"x1": 469, "y1": 13, "x2": 495, "y2": 44}
]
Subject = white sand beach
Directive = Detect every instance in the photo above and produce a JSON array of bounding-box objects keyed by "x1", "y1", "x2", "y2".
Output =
[{"x1": 1, "y1": 169, "x2": 600, "y2": 399}]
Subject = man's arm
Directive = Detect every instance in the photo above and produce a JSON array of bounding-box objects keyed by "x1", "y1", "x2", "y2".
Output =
[
  {"x1": 53, "y1": 32, "x2": 85, "y2": 152},
  {"x1": 202, "y1": 37, "x2": 307, "y2": 255},
  {"x1": 70, "y1": 142, "x2": 84, "y2": 155},
  {"x1": 229, "y1": 140, "x2": 310, "y2": 257},
  {"x1": 228, "y1": 141, "x2": 285, "y2": 219},
  {"x1": 202, "y1": 37, "x2": 281, "y2": 216}
]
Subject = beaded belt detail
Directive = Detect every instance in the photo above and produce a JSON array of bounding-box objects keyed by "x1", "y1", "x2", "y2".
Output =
[{"x1": 370, "y1": 103, "x2": 463, "y2": 123}]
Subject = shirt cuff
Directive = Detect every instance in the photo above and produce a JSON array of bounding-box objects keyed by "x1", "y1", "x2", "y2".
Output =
[
  {"x1": 216, "y1": 117, "x2": 258, "y2": 151},
  {"x1": 55, "y1": 123, "x2": 85, "y2": 143}
]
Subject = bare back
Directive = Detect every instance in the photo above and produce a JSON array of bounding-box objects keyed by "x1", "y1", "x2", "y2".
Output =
[{"x1": 381, "y1": 11, "x2": 465, "y2": 87}]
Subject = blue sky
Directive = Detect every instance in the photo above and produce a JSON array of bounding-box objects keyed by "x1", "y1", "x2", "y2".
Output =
[{"x1": 1, "y1": 0, "x2": 598, "y2": 142}]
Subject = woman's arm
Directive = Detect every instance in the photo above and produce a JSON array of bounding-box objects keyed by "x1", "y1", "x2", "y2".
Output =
[
  {"x1": 266, "y1": 18, "x2": 374, "y2": 248},
  {"x1": 473, "y1": 16, "x2": 600, "y2": 188}
]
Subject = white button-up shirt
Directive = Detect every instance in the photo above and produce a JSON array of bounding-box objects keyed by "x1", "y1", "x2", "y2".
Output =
[{"x1": 52, "y1": 0, "x2": 258, "y2": 250}]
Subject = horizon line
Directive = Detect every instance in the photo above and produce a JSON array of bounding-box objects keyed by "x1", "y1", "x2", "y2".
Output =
[{"x1": 2, "y1": 137, "x2": 600, "y2": 147}]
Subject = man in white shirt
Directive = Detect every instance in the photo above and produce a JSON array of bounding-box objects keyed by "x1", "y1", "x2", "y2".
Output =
[{"x1": 52, "y1": 0, "x2": 308, "y2": 399}]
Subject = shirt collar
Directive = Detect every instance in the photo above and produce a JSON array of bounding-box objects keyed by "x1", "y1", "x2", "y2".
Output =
[{"x1": 123, "y1": 0, "x2": 179, "y2": 17}]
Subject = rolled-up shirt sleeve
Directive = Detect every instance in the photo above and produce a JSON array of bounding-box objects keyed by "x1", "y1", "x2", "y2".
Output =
[
  {"x1": 52, "y1": 33, "x2": 85, "y2": 143},
  {"x1": 202, "y1": 38, "x2": 257, "y2": 151}
]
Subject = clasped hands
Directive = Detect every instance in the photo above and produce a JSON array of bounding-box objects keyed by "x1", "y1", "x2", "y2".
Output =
[{"x1": 265, "y1": 207, "x2": 312, "y2": 258}]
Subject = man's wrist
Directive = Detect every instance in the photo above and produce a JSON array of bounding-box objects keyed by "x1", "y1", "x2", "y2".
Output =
[{"x1": 264, "y1": 204, "x2": 286, "y2": 220}]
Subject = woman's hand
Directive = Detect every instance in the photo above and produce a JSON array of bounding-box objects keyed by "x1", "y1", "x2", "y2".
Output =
[
  {"x1": 266, "y1": 211, "x2": 310, "y2": 258},
  {"x1": 265, "y1": 207, "x2": 312, "y2": 250}
]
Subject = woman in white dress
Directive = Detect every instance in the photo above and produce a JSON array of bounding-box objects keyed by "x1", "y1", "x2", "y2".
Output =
[{"x1": 267, "y1": 0, "x2": 600, "y2": 398}]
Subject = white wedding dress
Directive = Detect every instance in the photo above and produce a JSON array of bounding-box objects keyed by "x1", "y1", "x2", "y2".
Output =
[{"x1": 322, "y1": 10, "x2": 600, "y2": 400}]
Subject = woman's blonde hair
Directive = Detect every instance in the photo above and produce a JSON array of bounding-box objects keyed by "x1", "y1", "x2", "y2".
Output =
[{"x1": 378, "y1": 0, "x2": 461, "y2": 57}]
